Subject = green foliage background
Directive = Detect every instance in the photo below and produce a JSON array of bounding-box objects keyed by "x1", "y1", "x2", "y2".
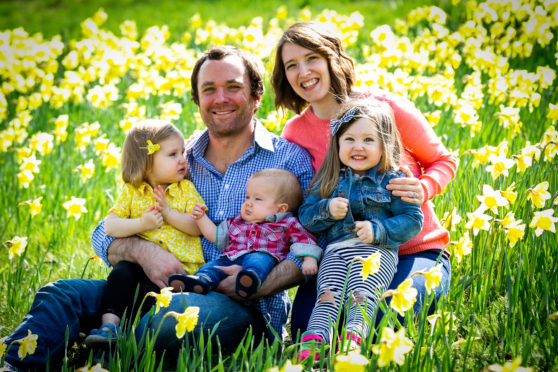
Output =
[{"x1": 1, "y1": 0, "x2": 557, "y2": 371}]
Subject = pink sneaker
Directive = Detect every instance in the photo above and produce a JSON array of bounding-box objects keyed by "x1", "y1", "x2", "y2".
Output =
[
  {"x1": 296, "y1": 334, "x2": 323, "y2": 363},
  {"x1": 339, "y1": 332, "x2": 361, "y2": 354}
]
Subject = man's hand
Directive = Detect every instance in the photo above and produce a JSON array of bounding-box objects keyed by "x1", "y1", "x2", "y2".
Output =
[
  {"x1": 301, "y1": 257, "x2": 318, "y2": 276},
  {"x1": 141, "y1": 206, "x2": 163, "y2": 230},
  {"x1": 214, "y1": 265, "x2": 243, "y2": 299},
  {"x1": 108, "y1": 236, "x2": 186, "y2": 289},
  {"x1": 354, "y1": 220, "x2": 374, "y2": 244},
  {"x1": 328, "y1": 197, "x2": 349, "y2": 220},
  {"x1": 137, "y1": 244, "x2": 187, "y2": 289}
]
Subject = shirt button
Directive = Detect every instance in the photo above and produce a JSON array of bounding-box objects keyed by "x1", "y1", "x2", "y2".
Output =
[
  {"x1": 251, "y1": 230, "x2": 256, "y2": 234},
  {"x1": 219, "y1": 211, "x2": 224, "y2": 216},
  {"x1": 224, "y1": 184, "x2": 229, "y2": 189}
]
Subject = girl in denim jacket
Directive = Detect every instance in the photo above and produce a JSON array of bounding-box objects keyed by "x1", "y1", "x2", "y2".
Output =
[{"x1": 297, "y1": 99, "x2": 424, "y2": 362}]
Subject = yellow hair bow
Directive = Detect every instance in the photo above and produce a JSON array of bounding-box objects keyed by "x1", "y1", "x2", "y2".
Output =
[{"x1": 146, "y1": 140, "x2": 160, "y2": 155}]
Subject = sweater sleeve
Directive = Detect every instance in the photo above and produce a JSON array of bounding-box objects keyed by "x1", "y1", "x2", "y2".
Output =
[{"x1": 369, "y1": 90, "x2": 458, "y2": 201}]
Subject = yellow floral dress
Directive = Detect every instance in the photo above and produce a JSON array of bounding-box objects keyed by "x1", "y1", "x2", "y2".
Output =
[{"x1": 109, "y1": 180, "x2": 205, "y2": 274}]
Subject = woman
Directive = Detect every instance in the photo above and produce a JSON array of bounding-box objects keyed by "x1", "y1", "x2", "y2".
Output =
[{"x1": 271, "y1": 22, "x2": 458, "y2": 337}]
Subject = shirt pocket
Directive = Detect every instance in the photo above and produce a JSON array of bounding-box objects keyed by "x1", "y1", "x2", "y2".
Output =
[
  {"x1": 262, "y1": 226, "x2": 283, "y2": 242},
  {"x1": 362, "y1": 186, "x2": 392, "y2": 205}
]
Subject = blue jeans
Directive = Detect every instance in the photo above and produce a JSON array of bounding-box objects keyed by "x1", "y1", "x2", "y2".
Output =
[
  {"x1": 4, "y1": 280, "x2": 265, "y2": 369},
  {"x1": 136, "y1": 291, "x2": 266, "y2": 354},
  {"x1": 198, "y1": 252, "x2": 277, "y2": 288},
  {"x1": 290, "y1": 249, "x2": 451, "y2": 338}
]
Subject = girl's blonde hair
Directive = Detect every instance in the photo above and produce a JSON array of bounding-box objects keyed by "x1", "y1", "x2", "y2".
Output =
[
  {"x1": 121, "y1": 119, "x2": 184, "y2": 188},
  {"x1": 310, "y1": 99, "x2": 402, "y2": 198}
]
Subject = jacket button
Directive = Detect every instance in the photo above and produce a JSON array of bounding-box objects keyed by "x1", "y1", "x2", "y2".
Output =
[
  {"x1": 376, "y1": 193, "x2": 381, "y2": 199},
  {"x1": 339, "y1": 192, "x2": 345, "y2": 197}
]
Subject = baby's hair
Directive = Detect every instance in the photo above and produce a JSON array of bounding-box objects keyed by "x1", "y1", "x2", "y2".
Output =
[
  {"x1": 121, "y1": 119, "x2": 184, "y2": 188},
  {"x1": 250, "y1": 168, "x2": 303, "y2": 212},
  {"x1": 310, "y1": 98, "x2": 402, "y2": 198}
]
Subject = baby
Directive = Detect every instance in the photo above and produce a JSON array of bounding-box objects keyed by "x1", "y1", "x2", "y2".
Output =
[{"x1": 169, "y1": 168, "x2": 321, "y2": 298}]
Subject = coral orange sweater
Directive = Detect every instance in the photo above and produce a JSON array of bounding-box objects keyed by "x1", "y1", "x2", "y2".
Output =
[{"x1": 282, "y1": 88, "x2": 458, "y2": 256}]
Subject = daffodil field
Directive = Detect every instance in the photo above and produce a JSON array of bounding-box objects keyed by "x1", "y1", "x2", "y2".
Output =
[{"x1": 1, "y1": 0, "x2": 557, "y2": 370}]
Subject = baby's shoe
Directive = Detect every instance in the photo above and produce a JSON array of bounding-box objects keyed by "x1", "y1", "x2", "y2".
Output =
[
  {"x1": 169, "y1": 274, "x2": 211, "y2": 294},
  {"x1": 85, "y1": 323, "x2": 119, "y2": 348},
  {"x1": 296, "y1": 333, "x2": 324, "y2": 363},
  {"x1": 235, "y1": 270, "x2": 261, "y2": 299}
]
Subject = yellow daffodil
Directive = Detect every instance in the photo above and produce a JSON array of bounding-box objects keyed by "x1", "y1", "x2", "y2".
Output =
[
  {"x1": 19, "y1": 154, "x2": 41, "y2": 174},
  {"x1": 15, "y1": 329, "x2": 38, "y2": 360},
  {"x1": 427, "y1": 311, "x2": 457, "y2": 333},
  {"x1": 0, "y1": 336, "x2": 7, "y2": 359},
  {"x1": 529, "y1": 209, "x2": 557, "y2": 236},
  {"x1": 160, "y1": 101, "x2": 182, "y2": 120},
  {"x1": 146, "y1": 140, "x2": 160, "y2": 155},
  {"x1": 477, "y1": 184, "x2": 509, "y2": 213},
  {"x1": 548, "y1": 103, "x2": 558, "y2": 121},
  {"x1": 75, "y1": 159, "x2": 96, "y2": 181},
  {"x1": 90, "y1": 255, "x2": 103, "y2": 266},
  {"x1": 501, "y1": 183, "x2": 518, "y2": 205},
  {"x1": 487, "y1": 356, "x2": 533, "y2": 372},
  {"x1": 17, "y1": 169, "x2": 34, "y2": 188},
  {"x1": 4, "y1": 236, "x2": 28, "y2": 259},
  {"x1": 76, "y1": 363, "x2": 109, "y2": 372},
  {"x1": 162, "y1": 306, "x2": 200, "y2": 339},
  {"x1": 440, "y1": 206, "x2": 462, "y2": 231},
  {"x1": 526, "y1": 181, "x2": 551, "y2": 208},
  {"x1": 486, "y1": 154, "x2": 514, "y2": 179},
  {"x1": 450, "y1": 234, "x2": 472, "y2": 263},
  {"x1": 62, "y1": 196, "x2": 87, "y2": 219},
  {"x1": 382, "y1": 278, "x2": 417, "y2": 316},
  {"x1": 334, "y1": 350, "x2": 369, "y2": 372},
  {"x1": 371, "y1": 327, "x2": 414, "y2": 367},
  {"x1": 146, "y1": 287, "x2": 173, "y2": 313},
  {"x1": 498, "y1": 105, "x2": 521, "y2": 133},
  {"x1": 353, "y1": 252, "x2": 382, "y2": 281},
  {"x1": 412, "y1": 264, "x2": 442, "y2": 294},
  {"x1": 101, "y1": 144, "x2": 121, "y2": 168},
  {"x1": 465, "y1": 207, "x2": 493, "y2": 235},
  {"x1": 503, "y1": 220, "x2": 525, "y2": 247},
  {"x1": 18, "y1": 197, "x2": 43, "y2": 216},
  {"x1": 265, "y1": 360, "x2": 303, "y2": 372}
]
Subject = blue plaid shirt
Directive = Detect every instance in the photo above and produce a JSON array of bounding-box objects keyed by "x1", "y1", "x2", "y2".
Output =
[{"x1": 92, "y1": 120, "x2": 314, "y2": 339}]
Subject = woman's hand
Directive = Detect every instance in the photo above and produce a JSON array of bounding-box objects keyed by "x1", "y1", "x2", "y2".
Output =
[
  {"x1": 328, "y1": 197, "x2": 349, "y2": 219},
  {"x1": 387, "y1": 176, "x2": 424, "y2": 205}
]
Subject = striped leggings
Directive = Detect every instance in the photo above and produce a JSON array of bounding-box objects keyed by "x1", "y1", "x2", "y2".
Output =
[{"x1": 306, "y1": 243, "x2": 398, "y2": 342}]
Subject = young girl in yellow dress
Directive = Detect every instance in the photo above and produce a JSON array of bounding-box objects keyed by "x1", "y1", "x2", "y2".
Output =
[{"x1": 85, "y1": 119, "x2": 205, "y2": 347}]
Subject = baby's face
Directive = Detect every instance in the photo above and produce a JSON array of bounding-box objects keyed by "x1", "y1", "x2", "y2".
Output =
[{"x1": 240, "y1": 177, "x2": 283, "y2": 223}]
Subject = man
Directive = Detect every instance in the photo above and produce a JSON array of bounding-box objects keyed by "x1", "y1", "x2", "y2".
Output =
[{"x1": 2, "y1": 46, "x2": 313, "y2": 370}]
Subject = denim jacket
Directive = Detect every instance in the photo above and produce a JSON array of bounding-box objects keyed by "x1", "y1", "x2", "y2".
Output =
[{"x1": 298, "y1": 165, "x2": 424, "y2": 252}]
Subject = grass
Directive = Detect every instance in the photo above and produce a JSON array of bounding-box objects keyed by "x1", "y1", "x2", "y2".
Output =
[{"x1": 1, "y1": 0, "x2": 557, "y2": 371}]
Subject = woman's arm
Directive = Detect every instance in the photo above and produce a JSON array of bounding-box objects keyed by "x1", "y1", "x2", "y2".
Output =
[{"x1": 372, "y1": 89, "x2": 458, "y2": 201}]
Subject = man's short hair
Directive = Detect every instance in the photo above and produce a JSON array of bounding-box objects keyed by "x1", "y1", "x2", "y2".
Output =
[
  {"x1": 250, "y1": 168, "x2": 303, "y2": 213},
  {"x1": 190, "y1": 46, "x2": 265, "y2": 107}
]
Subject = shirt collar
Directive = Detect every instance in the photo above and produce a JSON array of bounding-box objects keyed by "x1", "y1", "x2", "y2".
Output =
[
  {"x1": 190, "y1": 119, "x2": 275, "y2": 159},
  {"x1": 265, "y1": 212, "x2": 293, "y2": 222},
  {"x1": 137, "y1": 181, "x2": 181, "y2": 197},
  {"x1": 340, "y1": 163, "x2": 385, "y2": 184}
]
